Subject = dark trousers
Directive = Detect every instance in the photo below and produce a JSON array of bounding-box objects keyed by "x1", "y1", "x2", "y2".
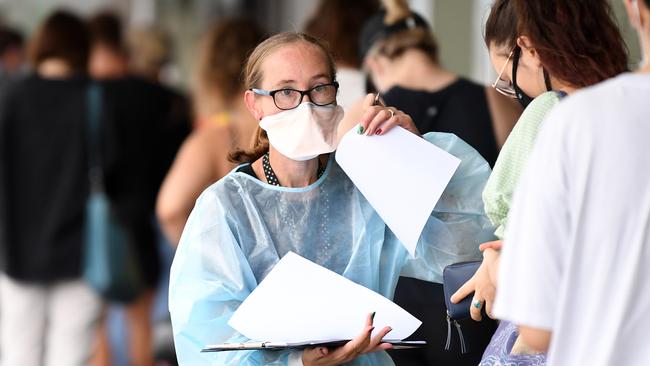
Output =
[{"x1": 388, "y1": 277, "x2": 497, "y2": 366}]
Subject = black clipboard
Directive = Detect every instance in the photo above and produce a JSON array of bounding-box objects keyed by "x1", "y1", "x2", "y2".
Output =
[{"x1": 201, "y1": 339, "x2": 426, "y2": 353}]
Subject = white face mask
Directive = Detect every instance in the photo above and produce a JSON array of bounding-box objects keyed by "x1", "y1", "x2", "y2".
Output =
[{"x1": 259, "y1": 102, "x2": 344, "y2": 161}]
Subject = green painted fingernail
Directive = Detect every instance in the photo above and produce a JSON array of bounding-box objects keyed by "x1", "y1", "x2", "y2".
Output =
[
  {"x1": 357, "y1": 125, "x2": 364, "y2": 134},
  {"x1": 371, "y1": 311, "x2": 376, "y2": 321}
]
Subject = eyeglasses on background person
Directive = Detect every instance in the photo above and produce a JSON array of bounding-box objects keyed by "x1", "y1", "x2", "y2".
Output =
[
  {"x1": 251, "y1": 81, "x2": 339, "y2": 110},
  {"x1": 492, "y1": 48, "x2": 516, "y2": 98}
]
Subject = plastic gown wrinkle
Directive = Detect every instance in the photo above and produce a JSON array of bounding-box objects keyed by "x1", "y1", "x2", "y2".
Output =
[{"x1": 169, "y1": 132, "x2": 495, "y2": 365}]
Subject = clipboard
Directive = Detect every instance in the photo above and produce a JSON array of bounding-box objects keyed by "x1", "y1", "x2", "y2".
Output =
[{"x1": 201, "y1": 339, "x2": 426, "y2": 353}]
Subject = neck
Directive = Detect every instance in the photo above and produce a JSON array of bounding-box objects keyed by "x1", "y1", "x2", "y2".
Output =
[
  {"x1": 549, "y1": 76, "x2": 578, "y2": 95},
  {"x1": 381, "y1": 50, "x2": 456, "y2": 92},
  {"x1": 38, "y1": 59, "x2": 74, "y2": 78},
  {"x1": 268, "y1": 146, "x2": 320, "y2": 187}
]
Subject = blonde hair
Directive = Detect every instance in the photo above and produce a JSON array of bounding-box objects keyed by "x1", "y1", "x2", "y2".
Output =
[{"x1": 229, "y1": 32, "x2": 337, "y2": 164}]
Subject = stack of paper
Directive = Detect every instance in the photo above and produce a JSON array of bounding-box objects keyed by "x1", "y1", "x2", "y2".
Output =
[{"x1": 206, "y1": 252, "x2": 422, "y2": 351}]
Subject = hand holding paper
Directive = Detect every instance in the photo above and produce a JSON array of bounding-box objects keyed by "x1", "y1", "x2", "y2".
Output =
[
  {"x1": 226, "y1": 252, "x2": 421, "y2": 344},
  {"x1": 336, "y1": 126, "x2": 460, "y2": 256}
]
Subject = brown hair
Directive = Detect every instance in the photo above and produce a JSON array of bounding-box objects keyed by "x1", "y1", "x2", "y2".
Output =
[
  {"x1": 88, "y1": 11, "x2": 124, "y2": 52},
  {"x1": 372, "y1": 27, "x2": 439, "y2": 64},
  {"x1": 485, "y1": 0, "x2": 628, "y2": 88},
  {"x1": 29, "y1": 10, "x2": 90, "y2": 73},
  {"x1": 195, "y1": 18, "x2": 265, "y2": 115},
  {"x1": 229, "y1": 32, "x2": 337, "y2": 164},
  {"x1": 304, "y1": 0, "x2": 379, "y2": 68}
]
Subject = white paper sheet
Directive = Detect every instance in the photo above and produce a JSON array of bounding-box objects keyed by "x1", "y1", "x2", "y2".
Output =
[
  {"x1": 335, "y1": 126, "x2": 460, "y2": 256},
  {"x1": 228, "y1": 252, "x2": 421, "y2": 343}
]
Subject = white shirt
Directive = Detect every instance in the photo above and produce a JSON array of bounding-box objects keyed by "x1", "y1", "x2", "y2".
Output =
[
  {"x1": 335, "y1": 67, "x2": 366, "y2": 111},
  {"x1": 494, "y1": 73, "x2": 650, "y2": 366}
]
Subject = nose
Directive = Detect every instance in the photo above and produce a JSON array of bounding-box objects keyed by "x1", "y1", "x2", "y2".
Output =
[{"x1": 301, "y1": 92, "x2": 312, "y2": 104}]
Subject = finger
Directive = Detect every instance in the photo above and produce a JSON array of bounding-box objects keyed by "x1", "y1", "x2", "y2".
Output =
[
  {"x1": 364, "y1": 326, "x2": 392, "y2": 353},
  {"x1": 479, "y1": 240, "x2": 503, "y2": 251},
  {"x1": 485, "y1": 298, "x2": 494, "y2": 319},
  {"x1": 335, "y1": 325, "x2": 374, "y2": 361},
  {"x1": 366, "y1": 311, "x2": 376, "y2": 327},
  {"x1": 470, "y1": 296, "x2": 483, "y2": 321},
  {"x1": 357, "y1": 94, "x2": 379, "y2": 134},
  {"x1": 374, "y1": 113, "x2": 400, "y2": 136},
  {"x1": 450, "y1": 275, "x2": 476, "y2": 304},
  {"x1": 373, "y1": 342, "x2": 394, "y2": 352},
  {"x1": 366, "y1": 108, "x2": 392, "y2": 136}
]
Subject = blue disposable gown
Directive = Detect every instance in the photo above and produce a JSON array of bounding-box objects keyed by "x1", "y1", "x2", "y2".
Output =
[{"x1": 169, "y1": 132, "x2": 496, "y2": 365}]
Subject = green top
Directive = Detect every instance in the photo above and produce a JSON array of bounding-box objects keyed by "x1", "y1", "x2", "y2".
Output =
[{"x1": 482, "y1": 91, "x2": 564, "y2": 239}]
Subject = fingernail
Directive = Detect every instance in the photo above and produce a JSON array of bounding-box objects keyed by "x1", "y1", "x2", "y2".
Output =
[
  {"x1": 371, "y1": 312, "x2": 376, "y2": 322},
  {"x1": 370, "y1": 326, "x2": 375, "y2": 332},
  {"x1": 357, "y1": 125, "x2": 364, "y2": 134},
  {"x1": 375, "y1": 129, "x2": 382, "y2": 135}
]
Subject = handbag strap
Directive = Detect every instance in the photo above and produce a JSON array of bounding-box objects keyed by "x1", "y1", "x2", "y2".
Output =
[{"x1": 86, "y1": 82, "x2": 104, "y2": 192}]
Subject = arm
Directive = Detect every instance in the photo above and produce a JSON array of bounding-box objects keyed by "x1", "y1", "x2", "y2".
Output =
[
  {"x1": 156, "y1": 129, "x2": 228, "y2": 245},
  {"x1": 519, "y1": 326, "x2": 551, "y2": 352},
  {"x1": 170, "y1": 187, "x2": 297, "y2": 365},
  {"x1": 492, "y1": 106, "x2": 571, "y2": 350}
]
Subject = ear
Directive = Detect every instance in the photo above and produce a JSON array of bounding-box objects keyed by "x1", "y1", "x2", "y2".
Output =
[
  {"x1": 516, "y1": 35, "x2": 543, "y2": 68},
  {"x1": 366, "y1": 55, "x2": 384, "y2": 77},
  {"x1": 244, "y1": 90, "x2": 263, "y2": 121}
]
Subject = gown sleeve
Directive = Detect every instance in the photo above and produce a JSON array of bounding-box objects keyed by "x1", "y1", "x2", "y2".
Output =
[
  {"x1": 400, "y1": 132, "x2": 497, "y2": 284},
  {"x1": 168, "y1": 184, "x2": 296, "y2": 365}
]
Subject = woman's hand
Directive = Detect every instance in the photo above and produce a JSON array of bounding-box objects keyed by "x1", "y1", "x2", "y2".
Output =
[
  {"x1": 450, "y1": 241, "x2": 503, "y2": 321},
  {"x1": 357, "y1": 93, "x2": 420, "y2": 137},
  {"x1": 479, "y1": 239, "x2": 503, "y2": 251},
  {"x1": 301, "y1": 312, "x2": 393, "y2": 366}
]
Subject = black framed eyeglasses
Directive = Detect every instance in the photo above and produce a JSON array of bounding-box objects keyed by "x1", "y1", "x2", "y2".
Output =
[{"x1": 251, "y1": 82, "x2": 339, "y2": 110}]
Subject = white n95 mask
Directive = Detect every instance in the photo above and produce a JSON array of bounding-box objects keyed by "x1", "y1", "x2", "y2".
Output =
[{"x1": 259, "y1": 102, "x2": 344, "y2": 161}]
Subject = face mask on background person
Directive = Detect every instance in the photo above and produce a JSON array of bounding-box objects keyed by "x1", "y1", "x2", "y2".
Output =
[
  {"x1": 512, "y1": 46, "x2": 553, "y2": 109},
  {"x1": 259, "y1": 102, "x2": 344, "y2": 161}
]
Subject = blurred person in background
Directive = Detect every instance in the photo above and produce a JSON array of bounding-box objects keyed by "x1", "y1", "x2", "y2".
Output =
[
  {"x1": 87, "y1": 11, "x2": 192, "y2": 366},
  {"x1": 356, "y1": 1, "x2": 521, "y2": 364},
  {"x1": 450, "y1": 0, "x2": 628, "y2": 364},
  {"x1": 0, "y1": 10, "x2": 102, "y2": 366},
  {"x1": 303, "y1": 0, "x2": 379, "y2": 110},
  {"x1": 360, "y1": 0, "x2": 522, "y2": 166},
  {"x1": 0, "y1": 26, "x2": 26, "y2": 88},
  {"x1": 127, "y1": 25, "x2": 175, "y2": 85},
  {"x1": 88, "y1": 11, "x2": 128, "y2": 80},
  {"x1": 156, "y1": 17, "x2": 265, "y2": 246}
]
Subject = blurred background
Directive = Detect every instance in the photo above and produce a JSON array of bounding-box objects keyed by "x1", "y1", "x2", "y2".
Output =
[
  {"x1": 0, "y1": 1, "x2": 642, "y2": 366},
  {"x1": 0, "y1": 0, "x2": 641, "y2": 91}
]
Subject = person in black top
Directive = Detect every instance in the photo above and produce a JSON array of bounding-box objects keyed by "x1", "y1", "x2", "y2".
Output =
[
  {"x1": 357, "y1": 1, "x2": 521, "y2": 365},
  {"x1": 359, "y1": 1, "x2": 521, "y2": 167},
  {"x1": 0, "y1": 11, "x2": 102, "y2": 366},
  {"x1": 87, "y1": 11, "x2": 191, "y2": 366}
]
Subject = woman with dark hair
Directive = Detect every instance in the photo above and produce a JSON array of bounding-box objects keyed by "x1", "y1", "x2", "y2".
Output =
[
  {"x1": 0, "y1": 10, "x2": 102, "y2": 366},
  {"x1": 450, "y1": 0, "x2": 628, "y2": 364}
]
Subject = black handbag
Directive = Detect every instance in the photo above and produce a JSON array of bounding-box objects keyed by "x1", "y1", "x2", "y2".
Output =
[
  {"x1": 442, "y1": 260, "x2": 481, "y2": 354},
  {"x1": 83, "y1": 82, "x2": 145, "y2": 303}
]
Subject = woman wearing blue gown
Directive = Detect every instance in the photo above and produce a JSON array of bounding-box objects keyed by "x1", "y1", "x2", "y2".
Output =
[{"x1": 169, "y1": 32, "x2": 495, "y2": 365}]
